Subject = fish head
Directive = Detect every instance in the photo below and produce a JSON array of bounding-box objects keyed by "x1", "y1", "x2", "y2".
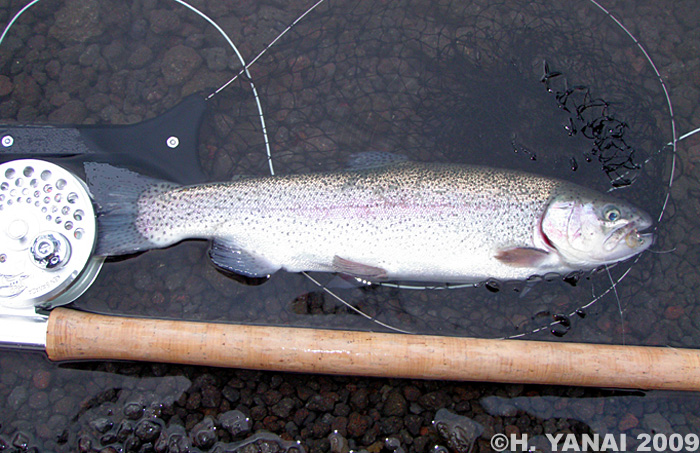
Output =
[{"x1": 540, "y1": 187, "x2": 654, "y2": 269}]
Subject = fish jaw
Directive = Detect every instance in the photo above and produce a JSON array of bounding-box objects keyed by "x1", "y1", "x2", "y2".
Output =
[{"x1": 601, "y1": 209, "x2": 654, "y2": 260}]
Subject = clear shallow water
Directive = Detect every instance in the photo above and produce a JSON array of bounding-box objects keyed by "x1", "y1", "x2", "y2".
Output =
[{"x1": 0, "y1": 0, "x2": 698, "y2": 451}]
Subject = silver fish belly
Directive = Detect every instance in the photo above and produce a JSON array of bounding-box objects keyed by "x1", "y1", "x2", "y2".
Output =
[{"x1": 85, "y1": 161, "x2": 653, "y2": 284}]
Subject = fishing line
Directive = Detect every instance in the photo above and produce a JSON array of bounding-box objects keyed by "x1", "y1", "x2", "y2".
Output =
[
  {"x1": 207, "y1": 0, "x2": 328, "y2": 101},
  {"x1": 169, "y1": 0, "x2": 275, "y2": 176},
  {"x1": 301, "y1": 272, "x2": 413, "y2": 334},
  {"x1": 606, "y1": 264, "x2": 626, "y2": 345}
]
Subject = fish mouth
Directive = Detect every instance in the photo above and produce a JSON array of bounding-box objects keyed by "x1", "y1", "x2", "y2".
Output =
[{"x1": 605, "y1": 215, "x2": 654, "y2": 252}]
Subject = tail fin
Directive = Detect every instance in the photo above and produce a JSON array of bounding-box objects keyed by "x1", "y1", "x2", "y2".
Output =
[{"x1": 84, "y1": 163, "x2": 178, "y2": 256}]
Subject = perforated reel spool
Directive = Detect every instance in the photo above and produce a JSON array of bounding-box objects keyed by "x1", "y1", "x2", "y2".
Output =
[{"x1": 0, "y1": 159, "x2": 103, "y2": 309}]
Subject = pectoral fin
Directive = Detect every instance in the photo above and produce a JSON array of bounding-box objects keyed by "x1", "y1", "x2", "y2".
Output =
[
  {"x1": 332, "y1": 256, "x2": 388, "y2": 280},
  {"x1": 495, "y1": 247, "x2": 550, "y2": 268},
  {"x1": 209, "y1": 239, "x2": 280, "y2": 278}
]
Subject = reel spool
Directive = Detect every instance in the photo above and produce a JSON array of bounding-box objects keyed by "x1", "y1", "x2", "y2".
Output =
[{"x1": 0, "y1": 159, "x2": 103, "y2": 310}]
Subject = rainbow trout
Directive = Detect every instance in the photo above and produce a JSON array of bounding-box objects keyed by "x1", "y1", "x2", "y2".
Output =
[{"x1": 85, "y1": 155, "x2": 653, "y2": 284}]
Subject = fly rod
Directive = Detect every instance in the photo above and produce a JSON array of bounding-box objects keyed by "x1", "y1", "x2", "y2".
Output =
[{"x1": 18, "y1": 307, "x2": 696, "y2": 391}]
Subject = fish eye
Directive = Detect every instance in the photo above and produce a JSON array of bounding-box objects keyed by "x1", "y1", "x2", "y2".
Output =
[{"x1": 604, "y1": 206, "x2": 621, "y2": 222}]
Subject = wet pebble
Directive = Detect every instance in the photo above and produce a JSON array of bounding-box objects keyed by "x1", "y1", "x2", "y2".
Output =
[
  {"x1": 124, "y1": 402, "x2": 145, "y2": 420},
  {"x1": 8, "y1": 385, "x2": 28, "y2": 410},
  {"x1": 417, "y1": 391, "x2": 451, "y2": 411},
  {"x1": 191, "y1": 416, "x2": 217, "y2": 449},
  {"x1": 383, "y1": 391, "x2": 408, "y2": 417},
  {"x1": 161, "y1": 45, "x2": 203, "y2": 86},
  {"x1": 0, "y1": 75, "x2": 13, "y2": 96},
  {"x1": 47, "y1": 99, "x2": 87, "y2": 123},
  {"x1": 619, "y1": 412, "x2": 639, "y2": 431},
  {"x1": 12, "y1": 74, "x2": 41, "y2": 105},
  {"x1": 48, "y1": 0, "x2": 104, "y2": 42},
  {"x1": 135, "y1": 419, "x2": 162, "y2": 443},
  {"x1": 149, "y1": 9, "x2": 182, "y2": 34},
  {"x1": 271, "y1": 397, "x2": 297, "y2": 418},
  {"x1": 201, "y1": 384, "x2": 222, "y2": 408},
  {"x1": 202, "y1": 47, "x2": 229, "y2": 72},
  {"x1": 219, "y1": 409, "x2": 252, "y2": 436},
  {"x1": 346, "y1": 412, "x2": 371, "y2": 437},
  {"x1": 128, "y1": 46, "x2": 154, "y2": 70},
  {"x1": 306, "y1": 393, "x2": 338, "y2": 412},
  {"x1": 89, "y1": 417, "x2": 113, "y2": 434}
]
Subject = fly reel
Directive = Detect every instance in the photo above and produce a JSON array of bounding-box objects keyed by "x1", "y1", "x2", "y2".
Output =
[{"x1": 0, "y1": 159, "x2": 103, "y2": 309}]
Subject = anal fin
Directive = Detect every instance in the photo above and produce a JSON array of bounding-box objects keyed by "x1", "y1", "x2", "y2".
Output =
[
  {"x1": 332, "y1": 256, "x2": 388, "y2": 280},
  {"x1": 209, "y1": 239, "x2": 280, "y2": 278}
]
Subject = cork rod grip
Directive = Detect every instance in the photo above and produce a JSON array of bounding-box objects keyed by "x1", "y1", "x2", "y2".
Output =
[{"x1": 46, "y1": 308, "x2": 700, "y2": 390}]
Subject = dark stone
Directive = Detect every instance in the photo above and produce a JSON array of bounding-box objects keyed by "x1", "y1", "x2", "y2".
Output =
[
  {"x1": 271, "y1": 397, "x2": 296, "y2": 418},
  {"x1": 418, "y1": 391, "x2": 452, "y2": 410},
  {"x1": 124, "y1": 402, "x2": 145, "y2": 420},
  {"x1": 201, "y1": 47, "x2": 228, "y2": 72},
  {"x1": 135, "y1": 420, "x2": 162, "y2": 443},
  {"x1": 100, "y1": 431, "x2": 118, "y2": 446},
  {"x1": 191, "y1": 416, "x2": 216, "y2": 449},
  {"x1": 49, "y1": 0, "x2": 104, "y2": 42},
  {"x1": 13, "y1": 74, "x2": 41, "y2": 105},
  {"x1": 90, "y1": 417, "x2": 114, "y2": 434},
  {"x1": 161, "y1": 45, "x2": 202, "y2": 86},
  {"x1": 129, "y1": 18, "x2": 148, "y2": 40},
  {"x1": 333, "y1": 402, "x2": 351, "y2": 417},
  {"x1": 185, "y1": 392, "x2": 201, "y2": 411},
  {"x1": 383, "y1": 391, "x2": 408, "y2": 416},
  {"x1": 45, "y1": 60, "x2": 61, "y2": 80},
  {"x1": 79, "y1": 44, "x2": 101, "y2": 67},
  {"x1": 8, "y1": 385, "x2": 28, "y2": 410},
  {"x1": 349, "y1": 388, "x2": 369, "y2": 411},
  {"x1": 128, "y1": 46, "x2": 153, "y2": 69},
  {"x1": 346, "y1": 412, "x2": 371, "y2": 437},
  {"x1": 12, "y1": 432, "x2": 30, "y2": 450},
  {"x1": 293, "y1": 408, "x2": 311, "y2": 428},
  {"x1": 0, "y1": 99, "x2": 19, "y2": 118},
  {"x1": 311, "y1": 417, "x2": 332, "y2": 438},
  {"x1": 48, "y1": 99, "x2": 86, "y2": 123},
  {"x1": 296, "y1": 385, "x2": 314, "y2": 402},
  {"x1": 306, "y1": 393, "x2": 337, "y2": 412},
  {"x1": 123, "y1": 435, "x2": 141, "y2": 451},
  {"x1": 149, "y1": 9, "x2": 181, "y2": 34},
  {"x1": 405, "y1": 414, "x2": 423, "y2": 436},
  {"x1": 78, "y1": 436, "x2": 93, "y2": 452},
  {"x1": 218, "y1": 410, "x2": 251, "y2": 436},
  {"x1": 201, "y1": 385, "x2": 221, "y2": 408},
  {"x1": 0, "y1": 75, "x2": 13, "y2": 96},
  {"x1": 221, "y1": 386, "x2": 240, "y2": 403},
  {"x1": 117, "y1": 420, "x2": 134, "y2": 442},
  {"x1": 250, "y1": 404, "x2": 268, "y2": 421},
  {"x1": 285, "y1": 421, "x2": 299, "y2": 438},
  {"x1": 102, "y1": 41, "x2": 125, "y2": 68}
]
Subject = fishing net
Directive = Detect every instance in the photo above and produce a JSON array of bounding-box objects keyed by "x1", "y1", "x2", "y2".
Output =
[{"x1": 0, "y1": 0, "x2": 677, "y2": 344}]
